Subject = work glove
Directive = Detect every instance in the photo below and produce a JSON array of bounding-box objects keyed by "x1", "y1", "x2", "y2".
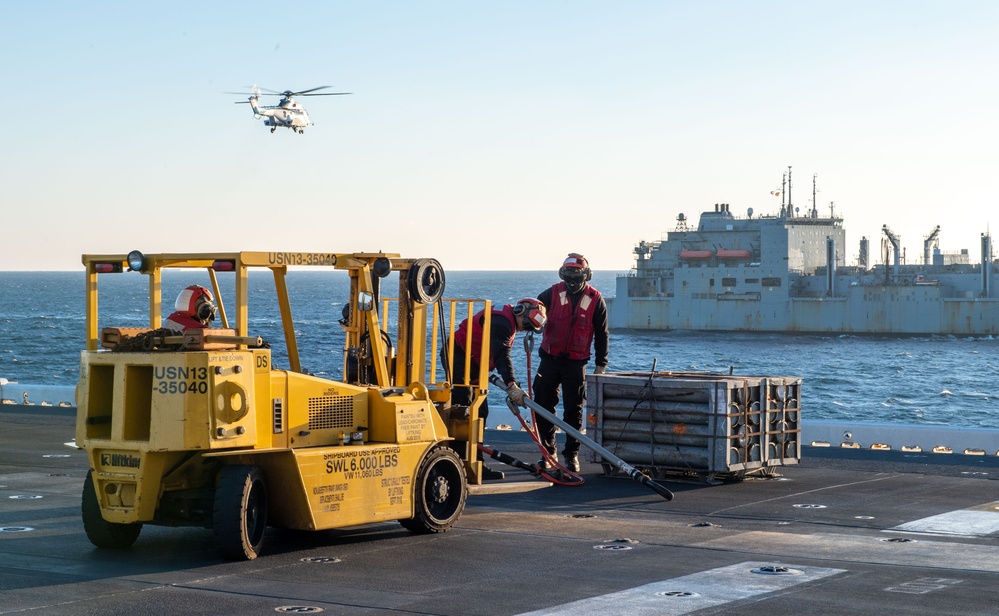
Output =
[
  {"x1": 593, "y1": 365, "x2": 607, "y2": 375},
  {"x1": 507, "y1": 384, "x2": 527, "y2": 407}
]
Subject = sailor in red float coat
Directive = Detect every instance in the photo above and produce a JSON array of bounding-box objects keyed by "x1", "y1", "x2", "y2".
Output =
[
  {"x1": 163, "y1": 285, "x2": 218, "y2": 332},
  {"x1": 540, "y1": 281, "x2": 603, "y2": 361},
  {"x1": 532, "y1": 253, "x2": 608, "y2": 472},
  {"x1": 450, "y1": 299, "x2": 547, "y2": 481},
  {"x1": 454, "y1": 304, "x2": 519, "y2": 378}
]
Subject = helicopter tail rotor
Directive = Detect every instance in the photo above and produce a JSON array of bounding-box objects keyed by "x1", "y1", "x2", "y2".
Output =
[{"x1": 247, "y1": 85, "x2": 263, "y2": 116}]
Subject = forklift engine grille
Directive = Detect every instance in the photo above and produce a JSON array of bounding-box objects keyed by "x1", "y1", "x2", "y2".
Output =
[{"x1": 308, "y1": 396, "x2": 355, "y2": 430}]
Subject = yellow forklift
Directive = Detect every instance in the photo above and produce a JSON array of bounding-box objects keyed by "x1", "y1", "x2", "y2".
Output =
[{"x1": 76, "y1": 250, "x2": 496, "y2": 559}]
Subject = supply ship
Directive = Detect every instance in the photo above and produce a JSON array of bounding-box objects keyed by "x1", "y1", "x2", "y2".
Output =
[{"x1": 609, "y1": 172, "x2": 999, "y2": 335}]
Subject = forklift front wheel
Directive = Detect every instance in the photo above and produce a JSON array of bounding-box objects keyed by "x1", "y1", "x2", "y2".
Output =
[
  {"x1": 213, "y1": 465, "x2": 269, "y2": 560},
  {"x1": 400, "y1": 445, "x2": 467, "y2": 534},
  {"x1": 82, "y1": 471, "x2": 142, "y2": 549}
]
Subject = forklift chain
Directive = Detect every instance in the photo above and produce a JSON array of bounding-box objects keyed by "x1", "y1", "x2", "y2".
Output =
[{"x1": 112, "y1": 328, "x2": 184, "y2": 352}]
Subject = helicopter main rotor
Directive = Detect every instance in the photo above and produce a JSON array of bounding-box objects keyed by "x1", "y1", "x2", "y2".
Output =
[{"x1": 225, "y1": 85, "x2": 352, "y2": 98}]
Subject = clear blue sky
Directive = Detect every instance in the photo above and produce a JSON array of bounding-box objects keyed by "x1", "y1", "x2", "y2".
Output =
[{"x1": 2, "y1": 2, "x2": 996, "y2": 271}]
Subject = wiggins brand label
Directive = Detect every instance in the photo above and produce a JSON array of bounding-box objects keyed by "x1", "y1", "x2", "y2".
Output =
[
  {"x1": 100, "y1": 452, "x2": 141, "y2": 469},
  {"x1": 267, "y1": 252, "x2": 337, "y2": 266},
  {"x1": 154, "y1": 365, "x2": 209, "y2": 395}
]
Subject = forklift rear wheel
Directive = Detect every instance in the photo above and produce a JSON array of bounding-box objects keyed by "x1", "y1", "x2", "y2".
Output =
[
  {"x1": 81, "y1": 471, "x2": 142, "y2": 549},
  {"x1": 401, "y1": 445, "x2": 467, "y2": 533},
  {"x1": 213, "y1": 465, "x2": 269, "y2": 560}
]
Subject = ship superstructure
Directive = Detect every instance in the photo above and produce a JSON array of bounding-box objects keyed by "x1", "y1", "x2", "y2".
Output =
[{"x1": 610, "y1": 174, "x2": 998, "y2": 335}]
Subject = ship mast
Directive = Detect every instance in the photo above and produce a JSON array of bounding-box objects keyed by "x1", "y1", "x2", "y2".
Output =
[
  {"x1": 811, "y1": 173, "x2": 819, "y2": 218},
  {"x1": 779, "y1": 172, "x2": 788, "y2": 217},
  {"x1": 787, "y1": 166, "x2": 793, "y2": 217}
]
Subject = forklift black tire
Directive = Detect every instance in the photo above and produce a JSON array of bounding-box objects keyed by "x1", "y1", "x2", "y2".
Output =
[
  {"x1": 213, "y1": 465, "x2": 269, "y2": 560},
  {"x1": 400, "y1": 445, "x2": 467, "y2": 534},
  {"x1": 82, "y1": 471, "x2": 142, "y2": 549}
]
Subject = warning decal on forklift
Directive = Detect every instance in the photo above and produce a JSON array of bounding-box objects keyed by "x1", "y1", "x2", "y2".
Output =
[
  {"x1": 208, "y1": 354, "x2": 243, "y2": 363},
  {"x1": 324, "y1": 446, "x2": 400, "y2": 479},
  {"x1": 398, "y1": 413, "x2": 430, "y2": 441},
  {"x1": 313, "y1": 446, "x2": 410, "y2": 514},
  {"x1": 313, "y1": 483, "x2": 349, "y2": 510},
  {"x1": 381, "y1": 475, "x2": 411, "y2": 506}
]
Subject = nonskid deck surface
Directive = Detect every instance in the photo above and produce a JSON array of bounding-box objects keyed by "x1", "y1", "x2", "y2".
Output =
[{"x1": 2, "y1": 408, "x2": 999, "y2": 615}]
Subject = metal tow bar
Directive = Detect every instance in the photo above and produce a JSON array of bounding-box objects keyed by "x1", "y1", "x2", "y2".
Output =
[{"x1": 489, "y1": 374, "x2": 674, "y2": 501}]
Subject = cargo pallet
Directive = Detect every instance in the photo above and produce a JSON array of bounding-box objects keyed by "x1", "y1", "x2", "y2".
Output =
[{"x1": 585, "y1": 371, "x2": 802, "y2": 483}]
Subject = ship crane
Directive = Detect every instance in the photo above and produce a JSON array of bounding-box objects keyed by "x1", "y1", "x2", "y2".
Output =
[
  {"x1": 882, "y1": 224, "x2": 902, "y2": 277},
  {"x1": 923, "y1": 225, "x2": 941, "y2": 265}
]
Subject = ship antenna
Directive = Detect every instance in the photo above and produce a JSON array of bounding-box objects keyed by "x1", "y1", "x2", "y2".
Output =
[
  {"x1": 787, "y1": 165, "x2": 793, "y2": 217},
  {"x1": 781, "y1": 172, "x2": 787, "y2": 216},
  {"x1": 812, "y1": 173, "x2": 819, "y2": 218}
]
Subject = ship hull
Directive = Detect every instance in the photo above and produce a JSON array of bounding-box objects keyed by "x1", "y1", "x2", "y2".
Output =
[{"x1": 610, "y1": 283, "x2": 999, "y2": 335}]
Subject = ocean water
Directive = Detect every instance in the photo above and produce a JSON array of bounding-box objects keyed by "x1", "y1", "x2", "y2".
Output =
[{"x1": 1, "y1": 270, "x2": 997, "y2": 429}]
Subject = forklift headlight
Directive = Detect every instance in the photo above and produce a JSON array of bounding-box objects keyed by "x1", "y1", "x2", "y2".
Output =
[
  {"x1": 126, "y1": 250, "x2": 146, "y2": 272},
  {"x1": 373, "y1": 257, "x2": 392, "y2": 278}
]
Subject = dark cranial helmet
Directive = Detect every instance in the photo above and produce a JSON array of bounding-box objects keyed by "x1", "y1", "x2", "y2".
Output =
[
  {"x1": 175, "y1": 285, "x2": 217, "y2": 325},
  {"x1": 512, "y1": 298, "x2": 547, "y2": 332},
  {"x1": 558, "y1": 253, "x2": 591, "y2": 293}
]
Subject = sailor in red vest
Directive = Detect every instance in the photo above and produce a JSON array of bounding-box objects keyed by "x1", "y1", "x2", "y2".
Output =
[
  {"x1": 532, "y1": 253, "x2": 609, "y2": 472},
  {"x1": 451, "y1": 298, "x2": 547, "y2": 480},
  {"x1": 163, "y1": 285, "x2": 218, "y2": 332}
]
